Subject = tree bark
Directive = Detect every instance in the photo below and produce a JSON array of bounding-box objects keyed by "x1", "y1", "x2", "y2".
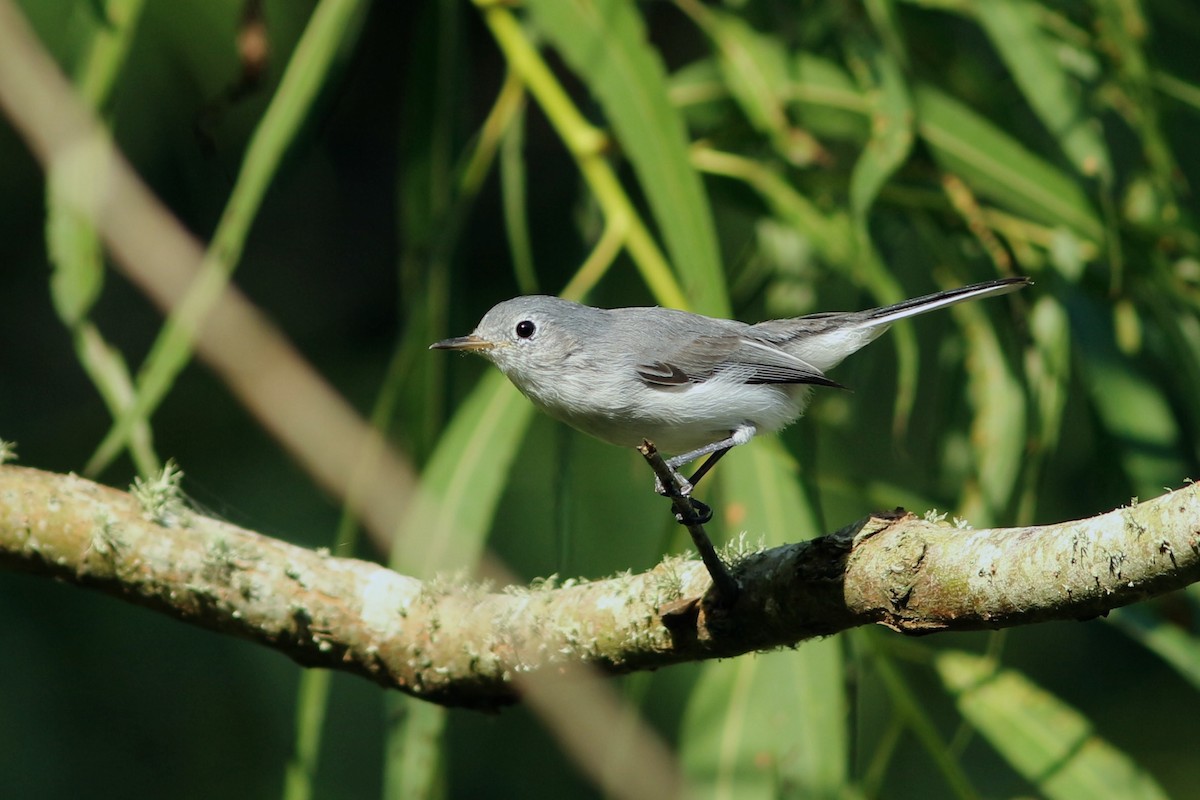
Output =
[{"x1": 2, "y1": 465, "x2": 1197, "y2": 709}]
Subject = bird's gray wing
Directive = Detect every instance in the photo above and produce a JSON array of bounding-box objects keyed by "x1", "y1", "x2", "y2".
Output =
[{"x1": 635, "y1": 335, "x2": 844, "y2": 388}]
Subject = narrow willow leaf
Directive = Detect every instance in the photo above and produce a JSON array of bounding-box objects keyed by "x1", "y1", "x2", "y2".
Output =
[
  {"x1": 500, "y1": 99, "x2": 538, "y2": 295},
  {"x1": 954, "y1": 298, "x2": 1027, "y2": 525},
  {"x1": 681, "y1": 642, "x2": 846, "y2": 800},
  {"x1": 1108, "y1": 605, "x2": 1200, "y2": 692},
  {"x1": 1082, "y1": 352, "x2": 1184, "y2": 498},
  {"x1": 1092, "y1": 1, "x2": 1179, "y2": 197},
  {"x1": 383, "y1": 1, "x2": 465, "y2": 790},
  {"x1": 847, "y1": 42, "x2": 917, "y2": 432},
  {"x1": 680, "y1": 440, "x2": 847, "y2": 798},
  {"x1": 382, "y1": 373, "x2": 532, "y2": 797},
  {"x1": 719, "y1": 436, "x2": 820, "y2": 542},
  {"x1": 1149, "y1": 297, "x2": 1200, "y2": 462},
  {"x1": 669, "y1": 57, "x2": 737, "y2": 135},
  {"x1": 689, "y1": 146, "x2": 853, "y2": 267},
  {"x1": 975, "y1": 0, "x2": 1112, "y2": 181},
  {"x1": 86, "y1": 0, "x2": 371, "y2": 475},
  {"x1": 45, "y1": 0, "x2": 152, "y2": 472},
  {"x1": 936, "y1": 650, "x2": 1170, "y2": 800},
  {"x1": 914, "y1": 84, "x2": 1103, "y2": 244},
  {"x1": 390, "y1": 371, "x2": 534, "y2": 576},
  {"x1": 867, "y1": 636, "x2": 978, "y2": 799},
  {"x1": 525, "y1": 0, "x2": 726, "y2": 314},
  {"x1": 790, "y1": 52, "x2": 869, "y2": 142},
  {"x1": 705, "y1": 11, "x2": 810, "y2": 165},
  {"x1": 849, "y1": 43, "x2": 913, "y2": 219},
  {"x1": 856, "y1": 254, "x2": 919, "y2": 436},
  {"x1": 1026, "y1": 295, "x2": 1071, "y2": 447},
  {"x1": 46, "y1": 200, "x2": 104, "y2": 327},
  {"x1": 1018, "y1": 294, "x2": 1071, "y2": 522},
  {"x1": 385, "y1": 694, "x2": 447, "y2": 800},
  {"x1": 1071, "y1": 297, "x2": 1185, "y2": 498}
]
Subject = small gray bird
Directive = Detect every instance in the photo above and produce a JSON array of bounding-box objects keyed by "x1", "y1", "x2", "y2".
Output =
[{"x1": 431, "y1": 277, "x2": 1030, "y2": 494}]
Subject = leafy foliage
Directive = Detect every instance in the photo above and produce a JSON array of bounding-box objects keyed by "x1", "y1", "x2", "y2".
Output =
[{"x1": 2, "y1": 0, "x2": 1199, "y2": 797}]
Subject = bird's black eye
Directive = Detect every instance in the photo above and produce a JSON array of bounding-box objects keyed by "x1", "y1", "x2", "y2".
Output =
[{"x1": 515, "y1": 320, "x2": 536, "y2": 339}]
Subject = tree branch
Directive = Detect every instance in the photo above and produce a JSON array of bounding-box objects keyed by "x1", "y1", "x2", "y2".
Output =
[{"x1": 2, "y1": 464, "x2": 1197, "y2": 709}]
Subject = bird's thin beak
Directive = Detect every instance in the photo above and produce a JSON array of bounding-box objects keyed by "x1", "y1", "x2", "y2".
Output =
[{"x1": 429, "y1": 334, "x2": 494, "y2": 352}]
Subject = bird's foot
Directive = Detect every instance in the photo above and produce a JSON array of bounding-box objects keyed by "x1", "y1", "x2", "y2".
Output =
[
  {"x1": 675, "y1": 497, "x2": 713, "y2": 525},
  {"x1": 653, "y1": 468, "x2": 693, "y2": 498}
]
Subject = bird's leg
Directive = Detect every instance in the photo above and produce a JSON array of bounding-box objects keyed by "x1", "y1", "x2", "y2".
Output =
[
  {"x1": 637, "y1": 441, "x2": 740, "y2": 606},
  {"x1": 656, "y1": 424, "x2": 756, "y2": 497},
  {"x1": 686, "y1": 447, "x2": 731, "y2": 490}
]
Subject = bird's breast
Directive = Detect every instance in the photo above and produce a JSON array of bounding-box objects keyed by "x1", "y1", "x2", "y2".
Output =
[{"x1": 513, "y1": 368, "x2": 810, "y2": 454}]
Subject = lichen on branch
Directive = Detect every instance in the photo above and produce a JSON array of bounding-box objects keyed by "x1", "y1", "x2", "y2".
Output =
[{"x1": 1, "y1": 465, "x2": 1197, "y2": 708}]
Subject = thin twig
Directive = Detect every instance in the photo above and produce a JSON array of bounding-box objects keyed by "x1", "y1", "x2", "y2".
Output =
[{"x1": 637, "y1": 440, "x2": 740, "y2": 607}]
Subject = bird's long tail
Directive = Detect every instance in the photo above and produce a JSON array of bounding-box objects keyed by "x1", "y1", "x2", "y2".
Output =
[
  {"x1": 777, "y1": 276, "x2": 1031, "y2": 372},
  {"x1": 865, "y1": 276, "x2": 1031, "y2": 327}
]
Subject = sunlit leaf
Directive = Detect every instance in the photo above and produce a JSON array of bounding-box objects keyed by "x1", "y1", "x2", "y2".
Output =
[
  {"x1": 526, "y1": 0, "x2": 726, "y2": 314},
  {"x1": 936, "y1": 650, "x2": 1170, "y2": 800},
  {"x1": 680, "y1": 440, "x2": 847, "y2": 798},
  {"x1": 849, "y1": 43, "x2": 913, "y2": 219},
  {"x1": 914, "y1": 84, "x2": 1104, "y2": 244},
  {"x1": 955, "y1": 296, "x2": 1027, "y2": 524},
  {"x1": 391, "y1": 371, "x2": 534, "y2": 576},
  {"x1": 1070, "y1": 295, "x2": 1185, "y2": 498},
  {"x1": 46, "y1": 201, "x2": 104, "y2": 327},
  {"x1": 790, "y1": 52, "x2": 869, "y2": 141},
  {"x1": 1108, "y1": 605, "x2": 1200, "y2": 692},
  {"x1": 976, "y1": 0, "x2": 1112, "y2": 181},
  {"x1": 705, "y1": 11, "x2": 819, "y2": 166}
]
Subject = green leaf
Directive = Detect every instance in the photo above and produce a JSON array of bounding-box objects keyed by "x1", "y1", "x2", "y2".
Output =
[
  {"x1": 680, "y1": 440, "x2": 847, "y2": 797},
  {"x1": 936, "y1": 650, "x2": 1170, "y2": 800},
  {"x1": 681, "y1": 643, "x2": 846, "y2": 800},
  {"x1": 849, "y1": 43, "x2": 913, "y2": 220},
  {"x1": 955, "y1": 296, "x2": 1027, "y2": 524},
  {"x1": 382, "y1": 372, "x2": 533, "y2": 800},
  {"x1": 1108, "y1": 605, "x2": 1200, "y2": 692},
  {"x1": 85, "y1": 0, "x2": 371, "y2": 476},
  {"x1": 718, "y1": 436, "x2": 820, "y2": 542},
  {"x1": 705, "y1": 11, "x2": 815, "y2": 166},
  {"x1": 500, "y1": 97, "x2": 538, "y2": 295},
  {"x1": 914, "y1": 84, "x2": 1103, "y2": 243},
  {"x1": 384, "y1": 694, "x2": 447, "y2": 800},
  {"x1": 1071, "y1": 296, "x2": 1185, "y2": 498},
  {"x1": 390, "y1": 370, "x2": 535, "y2": 576},
  {"x1": 46, "y1": 0, "x2": 148, "y2": 326},
  {"x1": 525, "y1": 0, "x2": 726, "y2": 314},
  {"x1": 1026, "y1": 294, "x2": 1072, "y2": 447},
  {"x1": 847, "y1": 42, "x2": 917, "y2": 431},
  {"x1": 975, "y1": 0, "x2": 1112, "y2": 181},
  {"x1": 867, "y1": 636, "x2": 977, "y2": 798},
  {"x1": 790, "y1": 52, "x2": 869, "y2": 141},
  {"x1": 46, "y1": 201, "x2": 104, "y2": 327},
  {"x1": 690, "y1": 147, "x2": 854, "y2": 268}
]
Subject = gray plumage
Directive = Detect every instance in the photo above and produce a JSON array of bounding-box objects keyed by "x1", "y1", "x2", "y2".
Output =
[{"x1": 431, "y1": 277, "x2": 1030, "y2": 473}]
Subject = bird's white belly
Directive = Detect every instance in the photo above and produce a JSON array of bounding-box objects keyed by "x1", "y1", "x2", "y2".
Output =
[{"x1": 541, "y1": 378, "x2": 810, "y2": 455}]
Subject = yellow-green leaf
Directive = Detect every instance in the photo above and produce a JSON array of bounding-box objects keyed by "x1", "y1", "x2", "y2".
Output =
[
  {"x1": 390, "y1": 371, "x2": 534, "y2": 576},
  {"x1": 914, "y1": 84, "x2": 1103, "y2": 243},
  {"x1": 975, "y1": 0, "x2": 1112, "y2": 181},
  {"x1": 525, "y1": 0, "x2": 726, "y2": 314},
  {"x1": 936, "y1": 650, "x2": 1169, "y2": 800},
  {"x1": 849, "y1": 43, "x2": 913, "y2": 219},
  {"x1": 680, "y1": 439, "x2": 847, "y2": 797}
]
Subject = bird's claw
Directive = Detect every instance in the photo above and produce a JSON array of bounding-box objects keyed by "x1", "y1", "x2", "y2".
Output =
[
  {"x1": 654, "y1": 470, "x2": 693, "y2": 497},
  {"x1": 674, "y1": 497, "x2": 713, "y2": 525}
]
